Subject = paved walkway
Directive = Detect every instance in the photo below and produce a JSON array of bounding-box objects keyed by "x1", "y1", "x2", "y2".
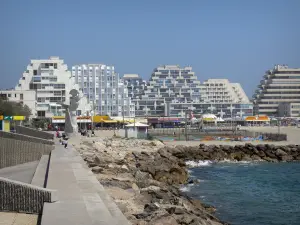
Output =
[
  {"x1": 0, "y1": 212, "x2": 37, "y2": 225},
  {"x1": 41, "y1": 143, "x2": 130, "y2": 225}
]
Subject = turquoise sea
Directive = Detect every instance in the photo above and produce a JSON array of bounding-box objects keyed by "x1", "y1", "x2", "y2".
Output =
[{"x1": 184, "y1": 161, "x2": 300, "y2": 225}]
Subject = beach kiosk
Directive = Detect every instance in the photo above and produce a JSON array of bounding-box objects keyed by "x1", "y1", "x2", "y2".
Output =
[{"x1": 125, "y1": 122, "x2": 149, "y2": 138}]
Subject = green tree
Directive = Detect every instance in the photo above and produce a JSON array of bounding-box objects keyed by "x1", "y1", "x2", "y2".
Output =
[{"x1": 0, "y1": 97, "x2": 32, "y2": 118}]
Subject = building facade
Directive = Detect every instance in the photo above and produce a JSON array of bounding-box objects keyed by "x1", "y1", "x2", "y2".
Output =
[
  {"x1": 122, "y1": 74, "x2": 147, "y2": 99},
  {"x1": 253, "y1": 65, "x2": 300, "y2": 116},
  {"x1": 12, "y1": 56, "x2": 89, "y2": 118},
  {"x1": 278, "y1": 102, "x2": 300, "y2": 117},
  {"x1": 201, "y1": 79, "x2": 249, "y2": 103},
  {"x1": 72, "y1": 64, "x2": 135, "y2": 117},
  {"x1": 132, "y1": 65, "x2": 251, "y2": 117},
  {"x1": 133, "y1": 65, "x2": 202, "y2": 116},
  {"x1": 165, "y1": 102, "x2": 253, "y2": 118},
  {"x1": 0, "y1": 89, "x2": 36, "y2": 113}
]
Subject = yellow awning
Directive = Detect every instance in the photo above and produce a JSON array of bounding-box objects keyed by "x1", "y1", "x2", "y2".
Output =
[
  {"x1": 103, "y1": 120, "x2": 117, "y2": 123},
  {"x1": 13, "y1": 116, "x2": 25, "y2": 121}
]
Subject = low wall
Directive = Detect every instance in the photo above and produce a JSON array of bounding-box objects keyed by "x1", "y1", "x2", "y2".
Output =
[
  {"x1": 16, "y1": 126, "x2": 54, "y2": 140},
  {"x1": 0, "y1": 177, "x2": 57, "y2": 214},
  {"x1": 0, "y1": 131, "x2": 54, "y2": 145},
  {"x1": 0, "y1": 137, "x2": 53, "y2": 169},
  {"x1": 245, "y1": 131, "x2": 287, "y2": 141}
]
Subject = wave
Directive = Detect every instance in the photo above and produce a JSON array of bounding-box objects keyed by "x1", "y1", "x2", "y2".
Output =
[
  {"x1": 186, "y1": 160, "x2": 213, "y2": 168},
  {"x1": 180, "y1": 183, "x2": 195, "y2": 192}
]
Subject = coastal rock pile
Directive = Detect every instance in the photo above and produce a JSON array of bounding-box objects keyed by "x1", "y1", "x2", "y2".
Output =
[
  {"x1": 75, "y1": 137, "x2": 299, "y2": 225},
  {"x1": 75, "y1": 137, "x2": 226, "y2": 225},
  {"x1": 168, "y1": 143, "x2": 300, "y2": 163}
]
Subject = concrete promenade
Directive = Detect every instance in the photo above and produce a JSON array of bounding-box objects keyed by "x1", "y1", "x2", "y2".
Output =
[
  {"x1": 41, "y1": 143, "x2": 131, "y2": 225},
  {"x1": 0, "y1": 130, "x2": 131, "y2": 225}
]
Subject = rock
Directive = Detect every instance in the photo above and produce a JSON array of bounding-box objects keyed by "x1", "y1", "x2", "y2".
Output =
[
  {"x1": 251, "y1": 154, "x2": 262, "y2": 161},
  {"x1": 121, "y1": 165, "x2": 129, "y2": 172},
  {"x1": 263, "y1": 157, "x2": 278, "y2": 163},
  {"x1": 144, "y1": 203, "x2": 159, "y2": 213},
  {"x1": 165, "y1": 206, "x2": 186, "y2": 215},
  {"x1": 148, "y1": 215, "x2": 179, "y2": 225},
  {"x1": 141, "y1": 186, "x2": 161, "y2": 193},
  {"x1": 280, "y1": 155, "x2": 294, "y2": 162},
  {"x1": 152, "y1": 140, "x2": 165, "y2": 147},
  {"x1": 229, "y1": 151, "x2": 244, "y2": 161},
  {"x1": 241, "y1": 154, "x2": 252, "y2": 161},
  {"x1": 275, "y1": 149, "x2": 287, "y2": 157},
  {"x1": 91, "y1": 166, "x2": 103, "y2": 173},
  {"x1": 135, "y1": 170, "x2": 152, "y2": 188},
  {"x1": 132, "y1": 183, "x2": 140, "y2": 193},
  {"x1": 94, "y1": 142, "x2": 106, "y2": 151},
  {"x1": 257, "y1": 150, "x2": 266, "y2": 158}
]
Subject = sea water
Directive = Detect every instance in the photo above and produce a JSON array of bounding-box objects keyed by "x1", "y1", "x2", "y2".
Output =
[{"x1": 183, "y1": 161, "x2": 300, "y2": 225}]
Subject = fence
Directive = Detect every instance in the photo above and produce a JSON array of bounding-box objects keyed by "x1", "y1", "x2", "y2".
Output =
[
  {"x1": 0, "y1": 177, "x2": 57, "y2": 214},
  {"x1": 0, "y1": 131, "x2": 54, "y2": 145},
  {"x1": 149, "y1": 128, "x2": 287, "y2": 141},
  {"x1": 0, "y1": 137, "x2": 53, "y2": 169},
  {"x1": 16, "y1": 126, "x2": 54, "y2": 140}
]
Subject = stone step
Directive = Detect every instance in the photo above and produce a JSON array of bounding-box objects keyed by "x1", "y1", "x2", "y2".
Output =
[{"x1": 31, "y1": 155, "x2": 49, "y2": 187}]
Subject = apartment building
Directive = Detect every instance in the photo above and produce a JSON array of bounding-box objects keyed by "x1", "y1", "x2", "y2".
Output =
[
  {"x1": 13, "y1": 56, "x2": 89, "y2": 118},
  {"x1": 0, "y1": 89, "x2": 36, "y2": 112},
  {"x1": 131, "y1": 65, "x2": 251, "y2": 117},
  {"x1": 72, "y1": 64, "x2": 135, "y2": 117},
  {"x1": 253, "y1": 65, "x2": 300, "y2": 116},
  {"x1": 201, "y1": 79, "x2": 249, "y2": 103},
  {"x1": 165, "y1": 102, "x2": 253, "y2": 118},
  {"x1": 133, "y1": 65, "x2": 202, "y2": 116},
  {"x1": 122, "y1": 74, "x2": 147, "y2": 99}
]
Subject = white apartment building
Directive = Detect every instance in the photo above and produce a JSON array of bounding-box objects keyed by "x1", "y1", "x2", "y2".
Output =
[
  {"x1": 13, "y1": 56, "x2": 90, "y2": 118},
  {"x1": 0, "y1": 90, "x2": 36, "y2": 113},
  {"x1": 253, "y1": 65, "x2": 300, "y2": 116},
  {"x1": 122, "y1": 74, "x2": 147, "y2": 99},
  {"x1": 201, "y1": 79, "x2": 249, "y2": 103},
  {"x1": 133, "y1": 65, "x2": 202, "y2": 116},
  {"x1": 71, "y1": 64, "x2": 135, "y2": 117}
]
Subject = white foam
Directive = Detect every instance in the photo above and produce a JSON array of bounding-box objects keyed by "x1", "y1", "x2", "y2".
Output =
[
  {"x1": 180, "y1": 186, "x2": 191, "y2": 192},
  {"x1": 186, "y1": 160, "x2": 213, "y2": 168}
]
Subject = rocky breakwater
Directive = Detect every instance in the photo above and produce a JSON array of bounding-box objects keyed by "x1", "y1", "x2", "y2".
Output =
[
  {"x1": 75, "y1": 137, "x2": 227, "y2": 225},
  {"x1": 170, "y1": 143, "x2": 300, "y2": 163}
]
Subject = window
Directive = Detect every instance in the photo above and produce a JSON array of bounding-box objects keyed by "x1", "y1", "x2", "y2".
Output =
[
  {"x1": 33, "y1": 70, "x2": 38, "y2": 75},
  {"x1": 15, "y1": 94, "x2": 17, "y2": 98},
  {"x1": 54, "y1": 63, "x2": 57, "y2": 69},
  {"x1": 8, "y1": 94, "x2": 11, "y2": 97},
  {"x1": 37, "y1": 111, "x2": 46, "y2": 117},
  {"x1": 20, "y1": 94, "x2": 23, "y2": 100}
]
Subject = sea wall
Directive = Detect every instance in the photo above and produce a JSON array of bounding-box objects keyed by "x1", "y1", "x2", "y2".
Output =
[
  {"x1": 166, "y1": 143, "x2": 300, "y2": 162},
  {"x1": 16, "y1": 126, "x2": 54, "y2": 140},
  {"x1": 0, "y1": 137, "x2": 53, "y2": 169},
  {"x1": 0, "y1": 131, "x2": 54, "y2": 145},
  {"x1": 0, "y1": 177, "x2": 57, "y2": 214}
]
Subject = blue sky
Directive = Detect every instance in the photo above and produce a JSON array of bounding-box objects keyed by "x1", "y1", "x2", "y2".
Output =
[{"x1": 0, "y1": 0, "x2": 299, "y2": 97}]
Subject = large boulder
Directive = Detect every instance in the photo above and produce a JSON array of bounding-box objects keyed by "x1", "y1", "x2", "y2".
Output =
[
  {"x1": 279, "y1": 155, "x2": 294, "y2": 162},
  {"x1": 135, "y1": 170, "x2": 153, "y2": 188},
  {"x1": 275, "y1": 149, "x2": 287, "y2": 157}
]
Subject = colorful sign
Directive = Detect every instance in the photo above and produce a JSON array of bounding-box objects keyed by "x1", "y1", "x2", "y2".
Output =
[
  {"x1": 0, "y1": 115, "x2": 3, "y2": 120},
  {"x1": 52, "y1": 116, "x2": 65, "y2": 119},
  {"x1": 3, "y1": 120, "x2": 10, "y2": 132},
  {"x1": 13, "y1": 116, "x2": 25, "y2": 121},
  {"x1": 4, "y1": 116, "x2": 13, "y2": 120}
]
